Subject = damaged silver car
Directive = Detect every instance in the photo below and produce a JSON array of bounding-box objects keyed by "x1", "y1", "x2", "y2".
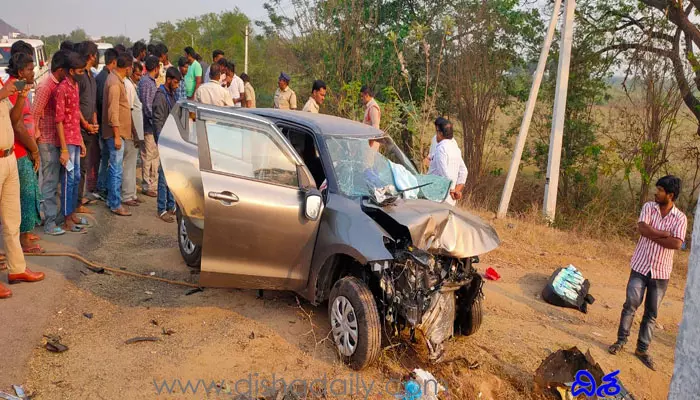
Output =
[{"x1": 159, "y1": 102, "x2": 500, "y2": 370}]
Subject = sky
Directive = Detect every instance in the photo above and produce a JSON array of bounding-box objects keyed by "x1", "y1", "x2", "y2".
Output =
[{"x1": 4, "y1": 0, "x2": 270, "y2": 40}]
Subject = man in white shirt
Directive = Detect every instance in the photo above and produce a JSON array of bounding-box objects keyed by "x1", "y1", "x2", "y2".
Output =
[
  {"x1": 428, "y1": 117, "x2": 467, "y2": 206},
  {"x1": 204, "y1": 50, "x2": 225, "y2": 84},
  {"x1": 222, "y1": 60, "x2": 245, "y2": 108},
  {"x1": 195, "y1": 63, "x2": 234, "y2": 107},
  {"x1": 302, "y1": 80, "x2": 326, "y2": 113},
  {"x1": 122, "y1": 61, "x2": 144, "y2": 206}
]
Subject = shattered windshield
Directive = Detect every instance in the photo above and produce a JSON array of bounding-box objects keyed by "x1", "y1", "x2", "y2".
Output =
[{"x1": 325, "y1": 136, "x2": 451, "y2": 202}]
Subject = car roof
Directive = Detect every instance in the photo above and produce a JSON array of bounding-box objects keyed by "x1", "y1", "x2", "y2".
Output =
[
  {"x1": 96, "y1": 43, "x2": 113, "y2": 49},
  {"x1": 243, "y1": 108, "x2": 384, "y2": 138},
  {"x1": 0, "y1": 38, "x2": 44, "y2": 47}
]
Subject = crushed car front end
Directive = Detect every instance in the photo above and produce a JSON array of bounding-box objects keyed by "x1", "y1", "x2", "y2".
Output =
[{"x1": 361, "y1": 198, "x2": 499, "y2": 361}]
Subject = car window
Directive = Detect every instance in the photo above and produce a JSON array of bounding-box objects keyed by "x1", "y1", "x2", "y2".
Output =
[{"x1": 205, "y1": 120, "x2": 299, "y2": 187}]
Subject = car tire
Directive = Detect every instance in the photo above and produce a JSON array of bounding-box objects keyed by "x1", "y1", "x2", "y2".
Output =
[
  {"x1": 328, "y1": 276, "x2": 381, "y2": 370},
  {"x1": 461, "y1": 293, "x2": 483, "y2": 336},
  {"x1": 176, "y1": 209, "x2": 202, "y2": 269}
]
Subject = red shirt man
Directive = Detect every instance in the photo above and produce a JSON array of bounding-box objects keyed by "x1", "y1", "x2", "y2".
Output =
[{"x1": 54, "y1": 75, "x2": 82, "y2": 147}]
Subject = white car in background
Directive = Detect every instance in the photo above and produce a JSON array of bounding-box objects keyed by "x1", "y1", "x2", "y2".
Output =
[
  {"x1": 93, "y1": 42, "x2": 113, "y2": 75},
  {"x1": 0, "y1": 37, "x2": 50, "y2": 102}
]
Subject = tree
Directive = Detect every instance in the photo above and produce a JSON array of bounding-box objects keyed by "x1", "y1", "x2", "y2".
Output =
[
  {"x1": 608, "y1": 54, "x2": 683, "y2": 208},
  {"x1": 598, "y1": 0, "x2": 700, "y2": 135},
  {"x1": 446, "y1": 0, "x2": 542, "y2": 190},
  {"x1": 68, "y1": 28, "x2": 89, "y2": 43}
]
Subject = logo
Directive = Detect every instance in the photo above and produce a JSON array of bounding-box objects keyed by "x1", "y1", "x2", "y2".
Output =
[{"x1": 571, "y1": 369, "x2": 622, "y2": 398}]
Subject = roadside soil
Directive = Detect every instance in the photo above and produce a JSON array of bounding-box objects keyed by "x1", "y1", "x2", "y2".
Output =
[{"x1": 2, "y1": 198, "x2": 686, "y2": 399}]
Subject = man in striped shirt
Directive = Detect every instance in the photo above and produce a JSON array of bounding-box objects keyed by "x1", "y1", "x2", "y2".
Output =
[{"x1": 609, "y1": 175, "x2": 688, "y2": 370}]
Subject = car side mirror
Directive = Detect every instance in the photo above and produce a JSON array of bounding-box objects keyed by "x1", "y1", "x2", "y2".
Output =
[{"x1": 304, "y1": 189, "x2": 323, "y2": 221}]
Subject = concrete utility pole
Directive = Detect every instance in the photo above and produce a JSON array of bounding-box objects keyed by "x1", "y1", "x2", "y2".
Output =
[
  {"x1": 497, "y1": 0, "x2": 563, "y2": 219},
  {"x1": 244, "y1": 24, "x2": 249, "y2": 73},
  {"x1": 669, "y1": 203, "x2": 700, "y2": 400},
  {"x1": 543, "y1": 0, "x2": 576, "y2": 222}
]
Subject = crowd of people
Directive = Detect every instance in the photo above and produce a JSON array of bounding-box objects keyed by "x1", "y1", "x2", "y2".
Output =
[{"x1": 0, "y1": 38, "x2": 468, "y2": 299}]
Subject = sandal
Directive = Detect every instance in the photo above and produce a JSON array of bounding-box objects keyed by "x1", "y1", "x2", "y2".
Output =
[
  {"x1": 72, "y1": 216, "x2": 91, "y2": 227},
  {"x1": 159, "y1": 211, "x2": 175, "y2": 223},
  {"x1": 81, "y1": 197, "x2": 97, "y2": 206},
  {"x1": 23, "y1": 244, "x2": 45, "y2": 254},
  {"x1": 608, "y1": 341, "x2": 625, "y2": 355},
  {"x1": 123, "y1": 199, "x2": 140, "y2": 207},
  {"x1": 45, "y1": 226, "x2": 66, "y2": 236},
  {"x1": 64, "y1": 225, "x2": 87, "y2": 234},
  {"x1": 142, "y1": 190, "x2": 157, "y2": 198},
  {"x1": 111, "y1": 207, "x2": 132, "y2": 216}
]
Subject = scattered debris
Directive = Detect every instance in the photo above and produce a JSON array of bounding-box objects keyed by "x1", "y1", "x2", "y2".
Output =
[
  {"x1": 485, "y1": 267, "x2": 501, "y2": 281},
  {"x1": 507, "y1": 223, "x2": 515, "y2": 229},
  {"x1": 0, "y1": 391, "x2": 21, "y2": 400},
  {"x1": 161, "y1": 328, "x2": 176, "y2": 336},
  {"x1": 257, "y1": 289, "x2": 264, "y2": 299},
  {"x1": 119, "y1": 267, "x2": 127, "y2": 271},
  {"x1": 125, "y1": 336, "x2": 161, "y2": 344},
  {"x1": 12, "y1": 385, "x2": 26, "y2": 400},
  {"x1": 249, "y1": 331, "x2": 255, "y2": 340},
  {"x1": 79, "y1": 270, "x2": 88, "y2": 276},
  {"x1": 83, "y1": 313, "x2": 93, "y2": 319},
  {"x1": 656, "y1": 322, "x2": 664, "y2": 331},
  {"x1": 534, "y1": 347, "x2": 635, "y2": 400},
  {"x1": 149, "y1": 272, "x2": 156, "y2": 276},
  {"x1": 145, "y1": 291, "x2": 153, "y2": 295},
  {"x1": 542, "y1": 265, "x2": 595, "y2": 313},
  {"x1": 86, "y1": 265, "x2": 105, "y2": 274},
  {"x1": 592, "y1": 332, "x2": 603, "y2": 337},
  {"x1": 44, "y1": 335, "x2": 68, "y2": 353},
  {"x1": 185, "y1": 287, "x2": 203, "y2": 296},
  {"x1": 150, "y1": 319, "x2": 159, "y2": 326},
  {"x1": 404, "y1": 369, "x2": 445, "y2": 400}
]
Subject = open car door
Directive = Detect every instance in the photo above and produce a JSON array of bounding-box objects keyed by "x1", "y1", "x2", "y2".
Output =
[{"x1": 161, "y1": 104, "x2": 323, "y2": 291}]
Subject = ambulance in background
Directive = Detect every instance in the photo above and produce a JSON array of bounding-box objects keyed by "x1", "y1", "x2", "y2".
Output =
[{"x1": 0, "y1": 36, "x2": 50, "y2": 102}]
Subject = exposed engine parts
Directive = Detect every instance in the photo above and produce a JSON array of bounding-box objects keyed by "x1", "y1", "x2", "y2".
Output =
[{"x1": 375, "y1": 244, "x2": 482, "y2": 362}]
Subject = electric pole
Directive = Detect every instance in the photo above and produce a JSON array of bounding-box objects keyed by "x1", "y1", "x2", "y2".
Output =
[
  {"x1": 244, "y1": 24, "x2": 249, "y2": 73},
  {"x1": 497, "y1": 0, "x2": 562, "y2": 219},
  {"x1": 543, "y1": 0, "x2": 576, "y2": 222}
]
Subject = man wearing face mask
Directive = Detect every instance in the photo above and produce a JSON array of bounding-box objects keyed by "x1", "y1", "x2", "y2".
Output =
[
  {"x1": 33, "y1": 50, "x2": 69, "y2": 237},
  {"x1": 55, "y1": 52, "x2": 89, "y2": 233}
]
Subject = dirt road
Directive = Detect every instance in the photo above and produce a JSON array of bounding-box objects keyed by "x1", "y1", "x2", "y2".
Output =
[{"x1": 0, "y1": 199, "x2": 687, "y2": 399}]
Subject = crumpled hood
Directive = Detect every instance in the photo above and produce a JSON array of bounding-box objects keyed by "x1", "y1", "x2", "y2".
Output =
[{"x1": 363, "y1": 199, "x2": 500, "y2": 258}]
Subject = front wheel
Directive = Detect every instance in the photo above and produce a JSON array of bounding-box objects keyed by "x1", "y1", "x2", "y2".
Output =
[
  {"x1": 328, "y1": 277, "x2": 381, "y2": 370},
  {"x1": 177, "y1": 209, "x2": 202, "y2": 269},
  {"x1": 456, "y1": 292, "x2": 483, "y2": 336}
]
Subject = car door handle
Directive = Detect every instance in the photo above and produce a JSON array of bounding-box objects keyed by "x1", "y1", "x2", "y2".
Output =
[{"x1": 208, "y1": 191, "x2": 239, "y2": 205}]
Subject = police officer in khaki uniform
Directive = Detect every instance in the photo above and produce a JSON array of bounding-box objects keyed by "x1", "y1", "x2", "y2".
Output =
[
  {"x1": 0, "y1": 79, "x2": 45, "y2": 299},
  {"x1": 273, "y1": 72, "x2": 297, "y2": 110}
]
